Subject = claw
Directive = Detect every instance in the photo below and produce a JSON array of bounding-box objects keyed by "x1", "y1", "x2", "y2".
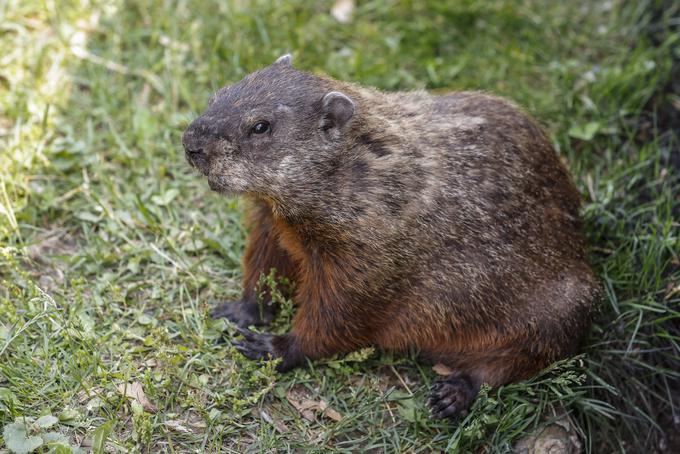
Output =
[
  {"x1": 229, "y1": 328, "x2": 278, "y2": 362},
  {"x1": 211, "y1": 300, "x2": 265, "y2": 327},
  {"x1": 235, "y1": 326, "x2": 253, "y2": 338},
  {"x1": 433, "y1": 403, "x2": 459, "y2": 420},
  {"x1": 232, "y1": 341, "x2": 248, "y2": 350},
  {"x1": 431, "y1": 397, "x2": 453, "y2": 413}
]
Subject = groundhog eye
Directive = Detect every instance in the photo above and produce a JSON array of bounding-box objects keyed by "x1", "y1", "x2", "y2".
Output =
[{"x1": 251, "y1": 121, "x2": 270, "y2": 135}]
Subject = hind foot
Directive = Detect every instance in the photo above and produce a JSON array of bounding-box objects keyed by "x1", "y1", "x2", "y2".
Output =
[{"x1": 427, "y1": 373, "x2": 479, "y2": 420}]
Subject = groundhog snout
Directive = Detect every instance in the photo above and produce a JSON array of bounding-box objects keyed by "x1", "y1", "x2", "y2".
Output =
[{"x1": 182, "y1": 117, "x2": 217, "y2": 171}]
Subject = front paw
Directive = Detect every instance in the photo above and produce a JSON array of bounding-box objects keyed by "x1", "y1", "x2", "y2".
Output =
[
  {"x1": 231, "y1": 329, "x2": 304, "y2": 372},
  {"x1": 211, "y1": 300, "x2": 272, "y2": 328},
  {"x1": 232, "y1": 327, "x2": 279, "y2": 361}
]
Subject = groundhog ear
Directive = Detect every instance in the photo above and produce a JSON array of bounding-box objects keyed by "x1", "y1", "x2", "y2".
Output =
[
  {"x1": 274, "y1": 54, "x2": 293, "y2": 66},
  {"x1": 321, "y1": 91, "x2": 355, "y2": 129}
]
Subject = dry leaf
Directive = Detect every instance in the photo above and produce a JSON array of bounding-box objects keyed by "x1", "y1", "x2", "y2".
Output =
[
  {"x1": 432, "y1": 363, "x2": 455, "y2": 376},
  {"x1": 164, "y1": 419, "x2": 190, "y2": 433},
  {"x1": 77, "y1": 387, "x2": 103, "y2": 404},
  {"x1": 331, "y1": 0, "x2": 355, "y2": 23},
  {"x1": 665, "y1": 282, "x2": 680, "y2": 300},
  {"x1": 290, "y1": 397, "x2": 315, "y2": 421},
  {"x1": 318, "y1": 400, "x2": 343, "y2": 422},
  {"x1": 187, "y1": 419, "x2": 207, "y2": 429},
  {"x1": 286, "y1": 389, "x2": 342, "y2": 422},
  {"x1": 259, "y1": 409, "x2": 288, "y2": 433},
  {"x1": 117, "y1": 381, "x2": 157, "y2": 413}
]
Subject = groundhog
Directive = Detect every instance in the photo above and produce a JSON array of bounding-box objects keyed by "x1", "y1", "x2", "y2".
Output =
[{"x1": 182, "y1": 54, "x2": 600, "y2": 420}]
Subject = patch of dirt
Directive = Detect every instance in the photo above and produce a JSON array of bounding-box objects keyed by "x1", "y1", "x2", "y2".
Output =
[{"x1": 23, "y1": 227, "x2": 80, "y2": 292}]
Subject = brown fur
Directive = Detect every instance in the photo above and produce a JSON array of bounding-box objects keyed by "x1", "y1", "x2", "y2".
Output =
[{"x1": 183, "y1": 56, "x2": 601, "y2": 418}]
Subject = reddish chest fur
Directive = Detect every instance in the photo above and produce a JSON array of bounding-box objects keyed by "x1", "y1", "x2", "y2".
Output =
[{"x1": 269, "y1": 212, "x2": 371, "y2": 356}]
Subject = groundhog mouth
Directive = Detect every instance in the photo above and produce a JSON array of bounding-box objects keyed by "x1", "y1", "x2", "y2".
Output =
[
  {"x1": 207, "y1": 177, "x2": 247, "y2": 197},
  {"x1": 207, "y1": 178, "x2": 228, "y2": 194}
]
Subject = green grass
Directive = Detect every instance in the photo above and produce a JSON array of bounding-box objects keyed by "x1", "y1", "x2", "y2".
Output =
[{"x1": 1, "y1": 0, "x2": 678, "y2": 452}]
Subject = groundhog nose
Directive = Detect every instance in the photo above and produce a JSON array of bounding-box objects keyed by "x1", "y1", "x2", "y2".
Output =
[
  {"x1": 182, "y1": 126, "x2": 201, "y2": 153},
  {"x1": 182, "y1": 123, "x2": 209, "y2": 168},
  {"x1": 184, "y1": 143, "x2": 204, "y2": 158}
]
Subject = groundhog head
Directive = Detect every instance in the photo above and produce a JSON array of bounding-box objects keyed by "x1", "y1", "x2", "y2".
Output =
[{"x1": 182, "y1": 55, "x2": 357, "y2": 206}]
